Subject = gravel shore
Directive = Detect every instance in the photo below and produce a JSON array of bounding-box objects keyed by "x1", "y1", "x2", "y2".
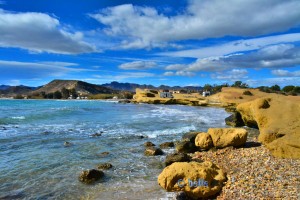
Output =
[{"x1": 192, "y1": 129, "x2": 300, "y2": 200}]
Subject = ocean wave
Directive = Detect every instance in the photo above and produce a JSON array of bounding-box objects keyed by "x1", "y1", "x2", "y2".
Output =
[{"x1": 11, "y1": 116, "x2": 25, "y2": 120}]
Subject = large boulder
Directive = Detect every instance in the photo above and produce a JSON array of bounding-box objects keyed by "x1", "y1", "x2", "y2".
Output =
[
  {"x1": 79, "y1": 169, "x2": 104, "y2": 184},
  {"x1": 158, "y1": 161, "x2": 227, "y2": 199},
  {"x1": 144, "y1": 141, "x2": 155, "y2": 147},
  {"x1": 159, "y1": 142, "x2": 175, "y2": 149},
  {"x1": 208, "y1": 128, "x2": 248, "y2": 148},
  {"x1": 165, "y1": 153, "x2": 191, "y2": 166},
  {"x1": 176, "y1": 140, "x2": 197, "y2": 153},
  {"x1": 144, "y1": 147, "x2": 164, "y2": 156},
  {"x1": 194, "y1": 132, "x2": 213, "y2": 150},
  {"x1": 237, "y1": 96, "x2": 300, "y2": 159}
]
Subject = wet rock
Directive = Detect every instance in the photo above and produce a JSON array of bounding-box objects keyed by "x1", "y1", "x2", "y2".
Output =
[
  {"x1": 182, "y1": 132, "x2": 199, "y2": 143},
  {"x1": 159, "y1": 142, "x2": 175, "y2": 149},
  {"x1": 64, "y1": 141, "x2": 71, "y2": 147},
  {"x1": 225, "y1": 112, "x2": 244, "y2": 127},
  {"x1": 118, "y1": 100, "x2": 131, "y2": 103},
  {"x1": 78, "y1": 169, "x2": 104, "y2": 184},
  {"x1": 176, "y1": 140, "x2": 197, "y2": 153},
  {"x1": 165, "y1": 153, "x2": 191, "y2": 166},
  {"x1": 208, "y1": 128, "x2": 248, "y2": 148},
  {"x1": 97, "y1": 163, "x2": 113, "y2": 170},
  {"x1": 194, "y1": 132, "x2": 213, "y2": 150},
  {"x1": 91, "y1": 132, "x2": 102, "y2": 137},
  {"x1": 144, "y1": 141, "x2": 155, "y2": 147},
  {"x1": 157, "y1": 162, "x2": 226, "y2": 199},
  {"x1": 97, "y1": 152, "x2": 110, "y2": 157},
  {"x1": 144, "y1": 147, "x2": 164, "y2": 156},
  {"x1": 175, "y1": 191, "x2": 189, "y2": 200}
]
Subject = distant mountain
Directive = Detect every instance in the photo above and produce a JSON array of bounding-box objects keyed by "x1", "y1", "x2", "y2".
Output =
[
  {"x1": 34, "y1": 80, "x2": 116, "y2": 95},
  {"x1": 101, "y1": 81, "x2": 203, "y2": 92},
  {"x1": 0, "y1": 85, "x2": 38, "y2": 95},
  {"x1": 0, "y1": 85, "x2": 11, "y2": 90}
]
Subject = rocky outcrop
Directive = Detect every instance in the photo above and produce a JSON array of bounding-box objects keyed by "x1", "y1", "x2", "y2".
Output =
[
  {"x1": 79, "y1": 169, "x2": 104, "y2": 184},
  {"x1": 165, "y1": 153, "x2": 191, "y2": 166},
  {"x1": 195, "y1": 132, "x2": 213, "y2": 150},
  {"x1": 144, "y1": 147, "x2": 164, "y2": 156},
  {"x1": 159, "y1": 142, "x2": 175, "y2": 149},
  {"x1": 237, "y1": 96, "x2": 300, "y2": 159},
  {"x1": 208, "y1": 128, "x2": 248, "y2": 148},
  {"x1": 182, "y1": 132, "x2": 199, "y2": 143},
  {"x1": 158, "y1": 161, "x2": 227, "y2": 199}
]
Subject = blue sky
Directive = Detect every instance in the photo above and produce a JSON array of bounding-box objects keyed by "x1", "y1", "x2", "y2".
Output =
[{"x1": 0, "y1": 0, "x2": 300, "y2": 87}]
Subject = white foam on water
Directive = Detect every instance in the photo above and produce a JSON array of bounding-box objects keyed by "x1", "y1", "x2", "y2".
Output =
[
  {"x1": 11, "y1": 116, "x2": 25, "y2": 120},
  {"x1": 145, "y1": 125, "x2": 196, "y2": 138}
]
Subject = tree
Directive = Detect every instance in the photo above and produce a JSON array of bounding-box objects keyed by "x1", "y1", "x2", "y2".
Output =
[
  {"x1": 61, "y1": 87, "x2": 69, "y2": 99},
  {"x1": 270, "y1": 84, "x2": 280, "y2": 91},
  {"x1": 231, "y1": 81, "x2": 248, "y2": 88},
  {"x1": 69, "y1": 88, "x2": 78, "y2": 98},
  {"x1": 46, "y1": 93, "x2": 54, "y2": 99},
  {"x1": 282, "y1": 85, "x2": 295, "y2": 93},
  {"x1": 203, "y1": 84, "x2": 212, "y2": 91},
  {"x1": 53, "y1": 91, "x2": 62, "y2": 99},
  {"x1": 292, "y1": 86, "x2": 300, "y2": 94}
]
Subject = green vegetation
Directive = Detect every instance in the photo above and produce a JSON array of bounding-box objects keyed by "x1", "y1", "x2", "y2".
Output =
[{"x1": 243, "y1": 90, "x2": 253, "y2": 96}]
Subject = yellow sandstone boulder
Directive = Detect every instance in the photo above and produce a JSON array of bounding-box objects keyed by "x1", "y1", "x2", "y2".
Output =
[
  {"x1": 195, "y1": 132, "x2": 213, "y2": 150},
  {"x1": 157, "y1": 161, "x2": 226, "y2": 199},
  {"x1": 237, "y1": 96, "x2": 300, "y2": 159},
  {"x1": 208, "y1": 128, "x2": 248, "y2": 148}
]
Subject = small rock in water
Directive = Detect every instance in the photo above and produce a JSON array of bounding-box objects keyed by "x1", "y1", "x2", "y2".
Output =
[
  {"x1": 165, "y1": 153, "x2": 191, "y2": 166},
  {"x1": 64, "y1": 141, "x2": 71, "y2": 147},
  {"x1": 159, "y1": 142, "x2": 175, "y2": 149},
  {"x1": 91, "y1": 132, "x2": 102, "y2": 137},
  {"x1": 2, "y1": 126, "x2": 7, "y2": 130},
  {"x1": 144, "y1": 147, "x2": 164, "y2": 156},
  {"x1": 97, "y1": 152, "x2": 110, "y2": 157},
  {"x1": 78, "y1": 169, "x2": 104, "y2": 184},
  {"x1": 175, "y1": 191, "x2": 189, "y2": 200},
  {"x1": 144, "y1": 141, "x2": 155, "y2": 147},
  {"x1": 97, "y1": 163, "x2": 113, "y2": 170}
]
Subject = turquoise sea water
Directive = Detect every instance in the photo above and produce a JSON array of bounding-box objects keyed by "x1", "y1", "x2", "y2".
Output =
[{"x1": 0, "y1": 100, "x2": 229, "y2": 200}]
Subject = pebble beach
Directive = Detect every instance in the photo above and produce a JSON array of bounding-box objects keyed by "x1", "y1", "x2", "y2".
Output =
[{"x1": 192, "y1": 129, "x2": 300, "y2": 200}]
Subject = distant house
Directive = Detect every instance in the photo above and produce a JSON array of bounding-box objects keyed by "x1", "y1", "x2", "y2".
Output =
[
  {"x1": 172, "y1": 90, "x2": 180, "y2": 94},
  {"x1": 160, "y1": 91, "x2": 173, "y2": 98},
  {"x1": 113, "y1": 96, "x2": 118, "y2": 100},
  {"x1": 202, "y1": 91, "x2": 211, "y2": 97}
]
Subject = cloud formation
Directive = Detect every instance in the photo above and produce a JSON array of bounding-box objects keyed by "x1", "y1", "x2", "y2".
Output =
[
  {"x1": 91, "y1": 0, "x2": 300, "y2": 49},
  {"x1": 0, "y1": 9, "x2": 96, "y2": 54},
  {"x1": 272, "y1": 69, "x2": 300, "y2": 77},
  {"x1": 119, "y1": 61, "x2": 157, "y2": 70},
  {"x1": 165, "y1": 44, "x2": 300, "y2": 74},
  {"x1": 0, "y1": 60, "x2": 84, "y2": 79},
  {"x1": 211, "y1": 69, "x2": 248, "y2": 80}
]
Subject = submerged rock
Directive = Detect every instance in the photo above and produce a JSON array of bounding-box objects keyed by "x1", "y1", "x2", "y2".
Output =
[
  {"x1": 158, "y1": 161, "x2": 227, "y2": 199},
  {"x1": 159, "y1": 142, "x2": 175, "y2": 149},
  {"x1": 97, "y1": 163, "x2": 113, "y2": 170},
  {"x1": 144, "y1": 147, "x2": 164, "y2": 156},
  {"x1": 165, "y1": 153, "x2": 191, "y2": 166},
  {"x1": 79, "y1": 169, "x2": 104, "y2": 184},
  {"x1": 194, "y1": 132, "x2": 213, "y2": 150},
  {"x1": 176, "y1": 140, "x2": 197, "y2": 153},
  {"x1": 208, "y1": 128, "x2": 248, "y2": 148},
  {"x1": 91, "y1": 132, "x2": 102, "y2": 137},
  {"x1": 64, "y1": 141, "x2": 72, "y2": 147},
  {"x1": 144, "y1": 141, "x2": 155, "y2": 147}
]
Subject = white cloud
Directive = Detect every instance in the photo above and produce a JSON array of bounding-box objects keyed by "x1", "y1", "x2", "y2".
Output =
[
  {"x1": 246, "y1": 77, "x2": 300, "y2": 87},
  {"x1": 91, "y1": 1, "x2": 300, "y2": 49},
  {"x1": 94, "y1": 72, "x2": 155, "y2": 80},
  {"x1": 0, "y1": 9, "x2": 96, "y2": 54},
  {"x1": 165, "y1": 64, "x2": 187, "y2": 70},
  {"x1": 211, "y1": 69, "x2": 248, "y2": 80},
  {"x1": 119, "y1": 61, "x2": 157, "y2": 70},
  {"x1": 271, "y1": 69, "x2": 300, "y2": 77},
  {"x1": 163, "y1": 71, "x2": 196, "y2": 77},
  {"x1": 170, "y1": 44, "x2": 300, "y2": 73},
  {"x1": 161, "y1": 33, "x2": 300, "y2": 58},
  {"x1": 0, "y1": 60, "x2": 88, "y2": 79}
]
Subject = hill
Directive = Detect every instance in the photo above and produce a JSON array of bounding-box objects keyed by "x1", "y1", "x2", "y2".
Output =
[
  {"x1": 0, "y1": 85, "x2": 38, "y2": 96},
  {"x1": 34, "y1": 80, "x2": 116, "y2": 95},
  {"x1": 101, "y1": 81, "x2": 203, "y2": 92}
]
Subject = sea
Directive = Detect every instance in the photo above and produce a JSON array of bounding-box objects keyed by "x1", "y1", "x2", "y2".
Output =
[{"x1": 0, "y1": 99, "x2": 230, "y2": 200}]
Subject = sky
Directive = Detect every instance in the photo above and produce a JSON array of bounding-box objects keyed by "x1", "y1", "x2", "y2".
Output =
[{"x1": 0, "y1": 0, "x2": 300, "y2": 87}]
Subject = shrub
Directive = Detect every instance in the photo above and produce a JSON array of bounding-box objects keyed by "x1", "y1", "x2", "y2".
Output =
[{"x1": 243, "y1": 90, "x2": 253, "y2": 96}]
